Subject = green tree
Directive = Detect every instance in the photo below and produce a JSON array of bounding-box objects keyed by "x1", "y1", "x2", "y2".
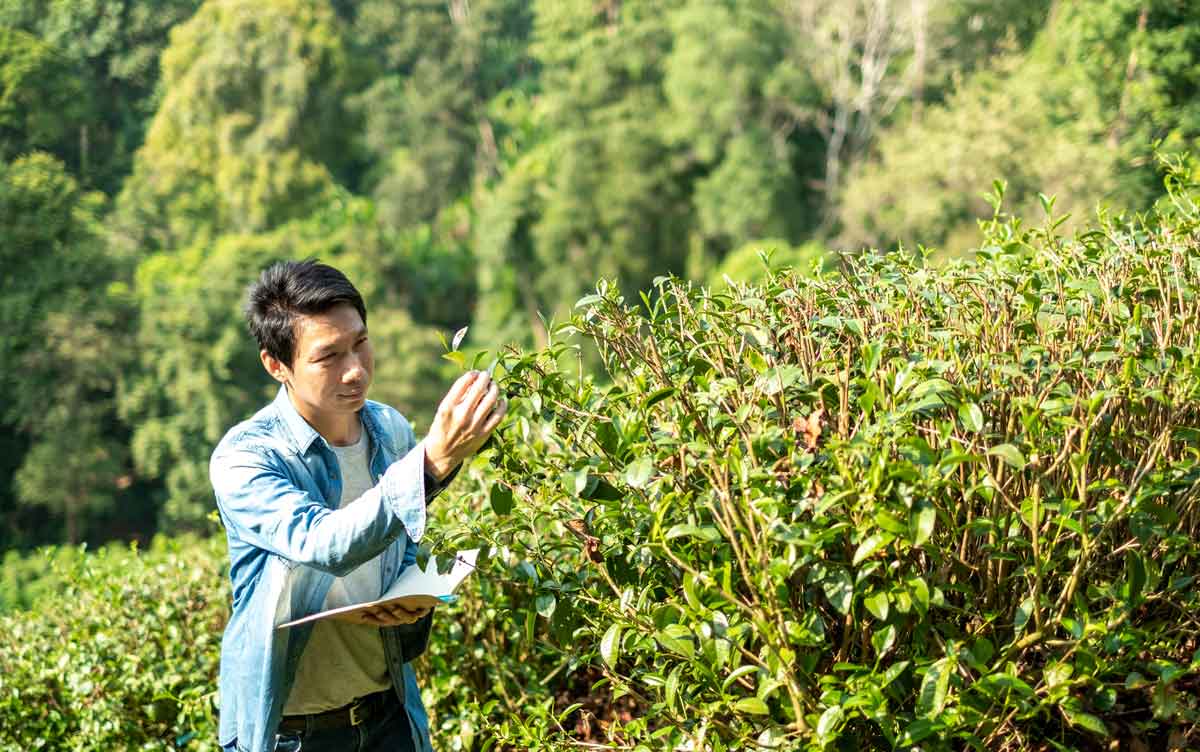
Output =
[
  {"x1": 113, "y1": 0, "x2": 354, "y2": 255},
  {"x1": 1054, "y1": 0, "x2": 1200, "y2": 206},
  {"x1": 0, "y1": 28, "x2": 88, "y2": 165},
  {"x1": 121, "y1": 233, "x2": 290, "y2": 529},
  {"x1": 837, "y1": 0, "x2": 1200, "y2": 253},
  {"x1": 347, "y1": 0, "x2": 535, "y2": 229},
  {"x1": 838, "y1": 52, "x2": 1117, "y2": 252},
  {"x1": 341, "y1": 0, "x2": 535, "y2": 334},
  {"x1": 663, "y1": 0, "x2": 818, "y2": 248},
  {"x1": 472, "y1": 0, "x2": 947, "y2": 348},
  {"x1": 0, "y1": 0, "x2": 202, "y2": 193},
  {"x1": 0, "y1": 153, "x2": 130, "y2": 544},
  {"x1": 473, "y1": 0, "x2": 692, "y2": 350}
]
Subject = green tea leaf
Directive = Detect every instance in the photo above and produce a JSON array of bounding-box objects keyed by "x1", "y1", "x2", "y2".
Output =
[
  {"x1": 665, "y1": 524, "x2": 721, "y2": 543},
  {"x1": 864, "y1": 591, "x2": 890, "y2": 621},
  {"x1": 917, "y1": 657, "x2": 953, "y2": 718},
  {"x1": 625, "y1": 456, "x2": 655, "y2": 488},
  {"x1": 489, "y1": 485, "x2": 514, "y2": 516},
  {"x1": 987, "y1": 443, "x2": 1027, "y2": 470},
  {"x1": 816, "y1": 705, "x2": 843, "y2": 740},
  {"x1": 881, "y1": 660, "x2": 909, "y2": 687},
  {"x1": 642, "y1": 387, "x2": 676, "y2": 410},
  {"x1": 722, "y1": 665, "x2": 759, "y2": 692},
  {"x1": 657, "y1": 624, "x2": 695, "y2": 658},
  {"x1": 1124, "y1": 552, "x2": 1147, "y2": 605},
  {"x1": 1013, "y1": 596, "x2": 1034, "y2": 633},
  {"x1": 754, "y1": 366, "x2": 803, "y2": 396},
  {"x1": 1063, "y1": 706, "x2": 1108, "y2": 736},
  {"x1": 899, "y1": 718, "x2": 936, "y2": 745},
  {"x1": 451, "y1": 325, "x2": 469, "y2": 351},
  {"x1": 911, "y1": 505, "x2": 936, "y2": 547},
  {"x1": 600, "y1": 624, "x2": 622, "y2": 669},
  {"x1": 868, "y1": 628, "x2": 897, "y2": 657},
  {"x1": 570, "y1": 468, "x2": 589, "y2": 496},
  {"x1": 823, "y1": 568, "x2": 853, "y2": 615},
  {"x1": 665, "y1": 666, "x2": 681, "y2": 708},
  {"x1": 853, "y1": 533, "x2": 892, "y2": 565},
  {"x1": 733, "y1": 697, "x2": 770, "y2": 715},
  {"x1": 958, "y1": 402, "x2": 984, "y2": 433},
  {"x1": 907, "y1": 576, "x2": 931, "y2": 615}
]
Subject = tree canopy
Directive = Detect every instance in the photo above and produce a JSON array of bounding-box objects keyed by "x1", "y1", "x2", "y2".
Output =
[{"x1": 1, "y1": 0, "x2": 1197, "y2": 544}]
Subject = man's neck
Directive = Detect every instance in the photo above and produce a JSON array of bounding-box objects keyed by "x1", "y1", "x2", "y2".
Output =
[{"x1": 286, "y1": 386, "x2": 362, "y2": 447}]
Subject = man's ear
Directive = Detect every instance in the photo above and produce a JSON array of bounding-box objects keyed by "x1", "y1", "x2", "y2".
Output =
[{"x1": 260, "y1": 349, "x2": 290, "y2": 385}]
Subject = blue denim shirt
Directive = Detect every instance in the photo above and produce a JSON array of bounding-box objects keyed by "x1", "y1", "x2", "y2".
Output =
[{"x1": 210, "y1": 385, "x2": 456, "y2": 752}]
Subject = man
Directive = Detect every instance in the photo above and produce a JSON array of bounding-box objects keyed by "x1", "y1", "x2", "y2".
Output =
[{"x1": 210, "y1": 260, "x2": 505, "y2": 752}]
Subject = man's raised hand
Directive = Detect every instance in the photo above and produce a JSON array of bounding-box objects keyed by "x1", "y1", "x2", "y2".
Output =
[{"x1": 423, "y1": 370, "x2": 507, "y2": 480}]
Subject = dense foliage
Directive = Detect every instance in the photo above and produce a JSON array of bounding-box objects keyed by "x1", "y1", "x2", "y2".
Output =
[
  {"x1": 5, "y1": 193, "x2": 1199, "y2": 749},
  {"x1": 422, "y1": 185, "x2": 1200, "y2": 749},
  {"x1": 0, "y1": 535, "x2": 226, "y2": 750},
  {"x1": 5, "y1": 0, "x2": 1199, "y2": 548},
  {"x1": 3, "y1": 190, "x2": 1199, "y2": 748},
  {"x1": 3, "y1": 1, "x2": 1200, "y2": 748}
]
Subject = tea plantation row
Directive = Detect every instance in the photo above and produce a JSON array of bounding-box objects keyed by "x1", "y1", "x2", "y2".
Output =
[{"x1": 2, "y1": 185, "x2": 1199, "y2": 750}]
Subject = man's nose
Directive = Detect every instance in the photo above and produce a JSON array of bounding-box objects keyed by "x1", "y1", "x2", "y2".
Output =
[{"x1": 343, "y1": 355, "x2": 367, "y2": 383}]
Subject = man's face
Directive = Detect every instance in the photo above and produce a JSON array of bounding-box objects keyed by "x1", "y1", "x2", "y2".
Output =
[{"x1": 268, "y1": 303, "x2": 374, "y2": 419}]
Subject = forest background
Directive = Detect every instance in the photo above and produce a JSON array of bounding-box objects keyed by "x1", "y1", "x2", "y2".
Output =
[
  {"x1": 3, "y1": 1, "x2": 1200, "y2": 749},
  {"x1": 3, "y1": 0, "x2": 1198, "y2": 553}
]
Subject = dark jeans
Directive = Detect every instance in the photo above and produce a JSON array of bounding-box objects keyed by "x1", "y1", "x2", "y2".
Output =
[{"x1": 274, "y1": 691, "x2": 416, "y2": 752}]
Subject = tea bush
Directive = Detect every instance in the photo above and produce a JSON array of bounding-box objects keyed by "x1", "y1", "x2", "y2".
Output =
[
  {"x1": 425, "y1": 184, "x2": 1200, "y2": 750},
  {"x1": 3, "y1": 182, "x2": 1200, "y2": 751},
  {"x1": 1, "y1": 546, "x2": 91, "y2": 614},
  {"x1": 0, "y1": 536, "x2": 226, "y2": 750}
]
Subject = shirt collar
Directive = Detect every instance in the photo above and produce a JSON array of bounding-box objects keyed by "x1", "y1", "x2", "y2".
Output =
[
  {"x1": 273, "y1": 384, "x2": 384, "y2": 455},
  {"x1": 273, "y1": 385, "x2": 322, "y2": 454}
]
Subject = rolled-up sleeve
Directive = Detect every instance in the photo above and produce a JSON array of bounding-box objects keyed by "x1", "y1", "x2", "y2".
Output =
[{"x1": 211, "y1": 441, "x2": 428, "y2": 577}]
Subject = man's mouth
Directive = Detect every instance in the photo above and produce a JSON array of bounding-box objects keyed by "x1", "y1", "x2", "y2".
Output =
[{"x1": 341, "y1": 388, "x2": 365, "y2": 399}]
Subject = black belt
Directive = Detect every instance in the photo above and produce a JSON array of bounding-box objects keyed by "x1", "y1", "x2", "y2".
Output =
[{"x1": 279, "y1": 689, "x2": 394, "y2": 733}]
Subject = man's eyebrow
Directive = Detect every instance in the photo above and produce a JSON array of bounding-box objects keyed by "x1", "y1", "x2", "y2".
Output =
[{"x1": 310, "y1": 327, "x2": 368, "y2": 358}]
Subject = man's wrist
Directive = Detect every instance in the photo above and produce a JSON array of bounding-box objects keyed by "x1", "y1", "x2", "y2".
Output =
[{"x1": 422, "y1": 443, "x2": 458, "y2": 482}]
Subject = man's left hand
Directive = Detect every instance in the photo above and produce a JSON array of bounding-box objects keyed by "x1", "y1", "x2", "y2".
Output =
[{"x1": 347, "y1": 603, "x2": 431, "y2": 626}]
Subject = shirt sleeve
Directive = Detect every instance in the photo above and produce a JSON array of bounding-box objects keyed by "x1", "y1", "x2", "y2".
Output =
[
  {"x1": 210, "y1": 441, "x2": 428, "y2": 577},
  {"x1": 423, "y1": 462, "x2": 462, "y2": 504}
]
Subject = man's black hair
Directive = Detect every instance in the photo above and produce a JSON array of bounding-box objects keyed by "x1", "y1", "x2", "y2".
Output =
[{"x1": 245, "y1": 260, "x2": 367, "y2": 366}]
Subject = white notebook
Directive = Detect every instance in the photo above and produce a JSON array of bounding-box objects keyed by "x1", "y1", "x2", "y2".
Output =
[{"x1": 276, "y1": 549, "x2": 479, "y2": 629}]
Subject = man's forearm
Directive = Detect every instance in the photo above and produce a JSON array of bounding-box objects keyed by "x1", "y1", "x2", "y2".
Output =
[{"x1": 421, "y1": 439, "x2": 459, "y2": 482}]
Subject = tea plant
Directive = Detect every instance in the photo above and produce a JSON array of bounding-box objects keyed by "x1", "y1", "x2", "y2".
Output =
[
  {"x1": 3, "y1": 181, "x2": 1199, "y2": 751},
  {"x1": 425, "y1": 184, "x2": 1200, "y2": 750},
  {"x1": 0, "y1": 536, "x2": 226, "y2": 750}
]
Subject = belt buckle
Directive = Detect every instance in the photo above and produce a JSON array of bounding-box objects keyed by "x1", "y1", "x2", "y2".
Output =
[{"x1": 349, "y1": 699, "x2": 366, "y2": 726}]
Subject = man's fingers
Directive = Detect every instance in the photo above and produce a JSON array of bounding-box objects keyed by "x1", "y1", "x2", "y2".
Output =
[
  {"x1": 482, "y1": 398, "x2": 508, "y2": 434},
  {"x1": 459, "y1": 372, "x2": 493, "y2": 415},
  {"x1": 386, "y1": 604, "x2": 422, "y2": 619},
  {"x1": 350, "y1": 603, "x2": 430, "y2": 626},
  {"x1": 357, "y1": 609, "x2": 387, "y2": 625},
  {"x1": 443, "y1": 371, "x2": 480, "y2": 411},
  {"x1": 470, "y1": 382, "x2": 501, "y2": 428}
]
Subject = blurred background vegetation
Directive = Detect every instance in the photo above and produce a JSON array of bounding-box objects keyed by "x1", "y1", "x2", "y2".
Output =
[
  {"x1": 0, "y1": 0, "x2": 1197, "y2": 552},
  {"x1": 3, "y1": 2, "x2": 1200, "y2": 749}
]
